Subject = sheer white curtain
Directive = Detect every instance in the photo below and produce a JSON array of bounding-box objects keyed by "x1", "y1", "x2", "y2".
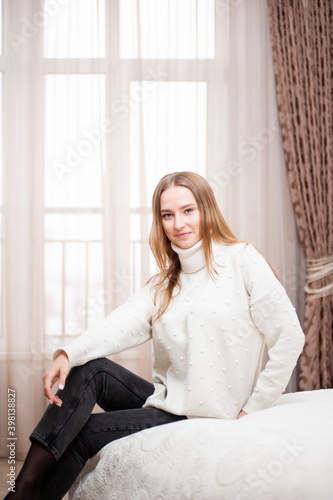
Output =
[{"x1": 0, "y1": 0, "x2": 304, "y2": 460}]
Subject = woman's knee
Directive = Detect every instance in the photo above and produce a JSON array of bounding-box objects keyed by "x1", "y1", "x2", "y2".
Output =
[
  {"x1": 64, "y1": 358, "x2": 129, "y2": 399},
  {"x1": 68, "y1": 357, "x2": 114, "y2": 380},
  {"x1": 65, "y1": 358, "x2": 153, "y2": 406}
]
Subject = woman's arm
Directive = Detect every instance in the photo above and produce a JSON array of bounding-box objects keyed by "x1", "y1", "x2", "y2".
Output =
[
  {"x1": 242, "y1": 286, "x2": 305, "y2": 414},
  {"x1": 239, "y1": 244, "x2": 305, "y2": 414},
  {"x1": 52, "y1": 283, "x2": 154, "y2": 371}
]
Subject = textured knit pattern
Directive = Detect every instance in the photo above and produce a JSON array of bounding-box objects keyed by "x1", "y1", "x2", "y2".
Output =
[{"x1": 55, "y1": 241, "x2": 305, "y2": 419}]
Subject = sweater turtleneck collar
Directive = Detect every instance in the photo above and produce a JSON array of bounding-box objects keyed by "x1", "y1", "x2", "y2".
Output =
[{"x1": 171, "y1": 239, "x2": 208, "y2": 274}]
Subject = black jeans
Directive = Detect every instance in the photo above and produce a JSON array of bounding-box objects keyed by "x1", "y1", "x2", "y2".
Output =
[{"x1": 30, "y1": 358, "x2": 186, "y2": 500}]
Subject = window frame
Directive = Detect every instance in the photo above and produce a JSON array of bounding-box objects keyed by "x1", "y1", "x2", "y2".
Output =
[{"x1": 1, "y1": 0, "x2": 225, "y2": 363}]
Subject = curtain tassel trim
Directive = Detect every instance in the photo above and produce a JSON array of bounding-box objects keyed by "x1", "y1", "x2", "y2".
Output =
[{"x1": 305, "y1": 255, "x2": 333, "y2": 301}]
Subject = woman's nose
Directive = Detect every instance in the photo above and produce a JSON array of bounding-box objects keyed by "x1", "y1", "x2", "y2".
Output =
[{"x1": 174, "y1": 213, "x2": 185, "y2": 230}]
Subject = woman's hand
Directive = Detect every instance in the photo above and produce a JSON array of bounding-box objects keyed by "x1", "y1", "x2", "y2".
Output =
[
  {"x1": 43, "y1": 351, "x2": 70, "y2": 407},
  {"x1": 237, "y1": 410, "x2": 248, "y2": 419}
]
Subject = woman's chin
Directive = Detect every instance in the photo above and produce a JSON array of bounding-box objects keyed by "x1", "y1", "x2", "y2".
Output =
[{"x1": 174, "y1": 236, "x2": 201, "y2": 249}]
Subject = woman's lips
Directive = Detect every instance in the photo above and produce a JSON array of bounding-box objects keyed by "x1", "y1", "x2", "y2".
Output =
[{"x1": 176, "y1": 232, "x2": 191, "y2": 238}]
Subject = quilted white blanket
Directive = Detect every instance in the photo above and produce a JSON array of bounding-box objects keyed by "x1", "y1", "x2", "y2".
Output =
[{"x1": 69, "y1": 389, "x2": 333, "y2": 500}]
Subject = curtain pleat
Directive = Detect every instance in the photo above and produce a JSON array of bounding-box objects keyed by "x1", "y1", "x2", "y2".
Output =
[{"x1": 267, "y1": 0, "x2": 333, "y2": 389}]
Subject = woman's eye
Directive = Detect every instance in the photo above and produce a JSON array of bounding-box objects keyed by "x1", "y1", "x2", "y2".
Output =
[
  {"x1": 185, "y1": 208, "x2": 193, "y2": 214},
  {"x1": 162, "y1": 213, "x2": 172, "y2": 219}
]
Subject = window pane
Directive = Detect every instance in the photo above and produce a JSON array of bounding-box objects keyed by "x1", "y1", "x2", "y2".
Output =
[
  {"x1": 64, "y1": 242, "x2": 87, "y2": 336},
  {"x1": 0, "y1": 0, "x2": 2, "y2": 55},
  {"x1": 45, "y1": 75, "x2": 105, "y2": 208},
  {"x1": 44, "y1": 0, "x2": 105, "y2": 58},
  {"x1": 44, "y1": 214, "x2": 102, "y2": 241},
  {"x1": 44, "y1": 215, "x2": 103, "y2": 336},
  {"x1": 64, "y1": 242, "x2": 104, "y2": 335},
  {"x1": 130, "y1": 81, "x2": 207, "y2": 208},
  {"x1": 45, "y1": 242, "x2": 63, "y2": 336},
  {"x1": 130, "y1": 213, "x2": 156, "y2": 293},
  {"x1": 87, "y1": 242, "x2": 104, "y2": 325},
  {"x1": 44, "y1": 238, "x2": 104, "y2": 337},
  {"x1": 120, "y1": 0, "x2": 215, "y2": 59},
  {"x1": 130, "y1": 240, "x2": 142, "y2": 295}
]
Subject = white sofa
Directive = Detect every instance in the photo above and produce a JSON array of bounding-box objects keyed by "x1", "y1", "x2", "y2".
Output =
[{"x1": 69, "y1": 389, "x2": 333, "y2": 500}]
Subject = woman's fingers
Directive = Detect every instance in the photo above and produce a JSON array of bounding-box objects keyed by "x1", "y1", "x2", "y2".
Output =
[
  {"x1": 58, "y1": 364, "x2": 69, "y2": 391},
  {"x1": 43, "y1": 369, "x2": 57, "y2": 401},
  {"x1": 43, "y1": 370, "x2": 63, "y2": 406},
  {"x1": 43, "y1": 352, "x2": 69, "y2": 406},
  {"x1": 52, "y1": 395, "x2": 63, "y2": 407},
  {"x1": 237, "y1": 409, "x2": 248, "y2": 419}
]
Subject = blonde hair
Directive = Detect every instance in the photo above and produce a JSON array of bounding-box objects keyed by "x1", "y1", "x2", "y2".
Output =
[{"x1": 149, "y1": 171, "x2": 244, "y2": 320}]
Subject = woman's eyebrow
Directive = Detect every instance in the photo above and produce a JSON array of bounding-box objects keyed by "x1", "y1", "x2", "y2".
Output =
[{"x1": 160, "y1": 203, "x2": 197, "y2": 213}]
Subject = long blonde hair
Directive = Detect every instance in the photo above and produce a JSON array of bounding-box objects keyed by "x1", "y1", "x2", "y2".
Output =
[{"x1": 149, "y1": 171, "x2": 244, "y2": 320}]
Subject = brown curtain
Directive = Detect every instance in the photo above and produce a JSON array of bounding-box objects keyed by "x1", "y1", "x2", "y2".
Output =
[{"x1": 267, "y1": 1, "x2": 333, "y2": 390}]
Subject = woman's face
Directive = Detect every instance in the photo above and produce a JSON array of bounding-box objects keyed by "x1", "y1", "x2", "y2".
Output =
[{"x1": 160, "y1": 185, "x2": 201, "y2": 249}]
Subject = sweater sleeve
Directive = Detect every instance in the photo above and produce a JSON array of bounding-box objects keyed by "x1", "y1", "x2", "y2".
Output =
[
  {"x1": 239, "y1": 244, "x2": 305, "y2": 414},
  {"x1": 53, "y1": 282, "x2": 154, "y2": 369}
]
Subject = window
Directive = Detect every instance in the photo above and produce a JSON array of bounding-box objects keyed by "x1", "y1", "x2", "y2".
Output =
[
  {"x1": 119, "y1": 0, "x2": 215, "y2": 59},
  {"x1": 43, "y1": 0, "x2": 212, "y2": 348},
  {"x1": 44, "y1": 33, "x2": 105, "y2": 345},
  {"x1": 44, "y1": 0, "x2": 105, "y2": 59}
]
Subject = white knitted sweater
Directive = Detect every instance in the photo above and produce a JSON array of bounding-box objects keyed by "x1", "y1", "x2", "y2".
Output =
[{"x1": 55, "y1": 240, "x2": 305, "y2": 419}]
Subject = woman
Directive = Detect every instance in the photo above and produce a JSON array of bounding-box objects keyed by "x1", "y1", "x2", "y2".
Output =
[{"x1": 5, "y1": 171, "x2": 305, "y2": 500}]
